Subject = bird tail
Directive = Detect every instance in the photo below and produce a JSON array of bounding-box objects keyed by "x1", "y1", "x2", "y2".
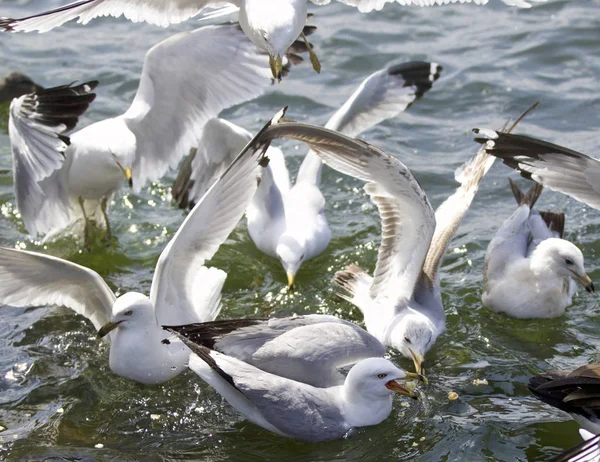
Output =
[
  {"x1": 508, "y1": 177, "x2": 543, "y2": 208},
  {"x1": 333, "y1": 264, "x2": 373, "y2": 312}
]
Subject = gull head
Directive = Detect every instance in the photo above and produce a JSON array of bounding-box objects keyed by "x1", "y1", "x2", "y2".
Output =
[
  {"x1": 345, "y1": 358, "x2": 420, "y2": 400},
  {"x1": 97, "y1": 292, "x2": 154, "y2": 338},
  {"x1": 532, "y1": 238, "x2": 595, "y2": 293},
  {"x1": 276, "y1": 235, "x2": 306, "y2": 290},
  {"x1": 391, "y1": 315, "x2": 437, "y2": 377}
]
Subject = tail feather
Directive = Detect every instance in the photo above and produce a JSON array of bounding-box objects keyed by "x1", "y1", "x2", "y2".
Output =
[
  {"x1": 508, "y1": 177, "x2": 543, "y2": 208},
  {"x1": 539, "y1": 210, "x2": 565, "y2": 238}
]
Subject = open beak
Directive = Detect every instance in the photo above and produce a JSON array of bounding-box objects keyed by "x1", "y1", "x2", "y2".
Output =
[
  {"x1": 385, "y1": 379, "x2": 418, "y2": 399},
  {"x1": 572, "y1": 270, "x2": 595, "y2": 293},
  {"x1": 408, "y1": 347, "x2": 428, "y2": 384},
  {"x1": 286, "y1": 272, "x2": 296, "y2": 292},
  {"x1": 97, "y1": 320, "x2": 124, "y2": 338},
  {"x1": 116, "y1": 161, "x2": 133, "y2": 189}
]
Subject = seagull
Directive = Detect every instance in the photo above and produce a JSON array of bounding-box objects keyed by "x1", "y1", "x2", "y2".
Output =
[
  {"x1": 529, "y1": 363, "x2": 600, "y2": 436},
  {"x1": 173, "y1": 61, "x2": 442, "y2": 288},
  {"x1": 166, "y1": 328, "x2": 420, "y2": 442},
  {"x1": 7, "y1": 23, "x2": 307, "y2": 245},
  {"x1": 163, "y1": 314, "x2": 390, "y2": 388},
  {"x1": 477, "y1": 177, "x2": 594, "y2": 318},
  {"x1": 0, "y1": 109, "x2": 283, "y2": 384},
  {"x1": 243, "y1": 113, "x2": 495, "y2": 376},
  {"x1": 475, "y1": 130, "x2": 600, "y2": 211},
  {"x1": 0, "y1": 0, "x2": 541, "y2": 80},
  {"x1": 0, "y1": 72, "x2": 41, "y2": 104}
]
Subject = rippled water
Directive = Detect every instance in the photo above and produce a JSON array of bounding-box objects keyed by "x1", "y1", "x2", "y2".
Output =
[{"x1": 1, "y1": 0, "x2": 600, "y2": 459}]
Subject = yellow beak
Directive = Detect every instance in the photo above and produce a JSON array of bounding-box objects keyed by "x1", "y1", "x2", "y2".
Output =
[
  {"x1": 97, "y1": 320, "x2": 124, "y2": 339},
  {"x1": 286, "y1": 271, "x2": 295, "y2": 292},
  {"x1": 408, "y1": 347, "x2": 428, "y2": 384},
  {"x1": 269, "y1": 54, "x2": 283, "y2": 82},
  {"x1": 116, "y1": 161, "x2": 133, "y2": 188},
  {"x1": 385, "y1": 380, "x2": 418, "y2": 399},
  {"x1": 572, "y1": 270, "x2": 595, "y2": 293}
]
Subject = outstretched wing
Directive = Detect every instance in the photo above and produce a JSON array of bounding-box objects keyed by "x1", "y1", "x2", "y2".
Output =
[
  {"x1": 9, "y1": 81, "x2": 97, "y2": 235},
  {"x1": 297, "y1": 61, "x2": 442, "y2": 186},
  {"x1": 261, "y1": 122, "x2": 435, "y2": 308},
  {"x1": 0, "y1": 247, "x2": 116, "y2": 331},
  {"x1": 150, "y1": 109, "x2": 286, "y2": 326},
  {"x1": 310, "y1": 0, "x2": 539, "y2": 11},
  {"x1": 120, "y1": 23, "x2": 287, "y2": 191},
  {"x1": 475, "y1": 129, "x2": 600, "y2": 211},
  {"x1": 0, "y1": 0, "x2": 237, "y2": 32}
]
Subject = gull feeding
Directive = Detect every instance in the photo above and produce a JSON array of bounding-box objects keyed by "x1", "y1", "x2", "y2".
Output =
[
  {"x1": 0, "y1": 109, "x2": 284, "y2": 384},
  {"x1": 7, "y1": 23, "x2": 307, "y2": 245},
  {"x1": 173, "y1": 61, "x2": 442, "y2": 289},
  {"x1": 478, "y1": 177, "x2": 593, "y2": 318},
  {"x1": 167, "y1": 328, "x2": 420, "y2": 442},
  {"x1": 1, "y1": 0, "x2": 542, "y2": 80}
]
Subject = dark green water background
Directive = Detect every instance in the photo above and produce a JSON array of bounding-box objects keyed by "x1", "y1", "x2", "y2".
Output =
[{"x1": 1, "y1": 0, "x2": 600, "y2": 459}]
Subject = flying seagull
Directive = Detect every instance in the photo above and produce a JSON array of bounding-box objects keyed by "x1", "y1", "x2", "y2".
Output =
[
  {"x1": 1, "y1": 0, "x2": 541, "y2": 80},
  {"x1": 478, "y1": 178, "x2": 594, "y2": 318},
  {"x1": 0, "y1": 109, "x2": 283, "y2": 384},
  {"x1": 475, "y1": 130, "x2": 600, "y2": 211},
  {"x1": 167, "y1": 329, "x2": 420, "y2": 442},
  {"x1": 7, "y1": 23, "x2": 307, "y2": 245},
  {"x1": 173, "y1": 61, "x2": 442, "y2": 289}
]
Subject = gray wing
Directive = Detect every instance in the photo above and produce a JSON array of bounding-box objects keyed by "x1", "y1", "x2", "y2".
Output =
[
  {"x1": 475, "y1": 129, "x2": 600, "y2": 210},
  {"x1": 167, "y1": 315, "x2": 385, "y2": 387},
  {"x1": 261, "y1": 122, "x2": 435, "y2": 308},
  {"x1": 297, "y1": 61, "x2": 442, "y2": 186},
  {"x1": 0, "y1": 246, "x2": 116, "y2": 331},
  {"x1": 182, "y1": 342, "x2": 349, "y2": 442},
  {"x1": 0, "y1": 0, "x2": 238, "y2": 32},
  {"x1": 418, "y1": 144, "x2": 494, "y2": 296},
  {"x1": 9, "y1": 81, "x2": 97, "y2": 235}
]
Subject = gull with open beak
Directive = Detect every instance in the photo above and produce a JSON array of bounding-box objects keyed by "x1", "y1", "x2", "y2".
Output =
[
  {"x1": 0, "y1": 109, "x2": 282, "y2": 384},
  {"x1": 6, "y1": 22, "x2": 307, "y2": 245},
  {"x1": 167, "y1": 328, "x2": 421, "y2": 442}
]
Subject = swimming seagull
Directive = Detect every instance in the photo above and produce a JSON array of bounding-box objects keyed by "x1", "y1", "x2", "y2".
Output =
[
  {"x1": 0, "y1": 109, "x2": 283, "y2": 385},
  {"x1": 248, "y1": 117, "x2": 495, "y2": 375},
  {"x1": 173, "y1": 61, "x2": 442, "y2": 288},
  {"x1": 0, "y1": 0, "x2": 541, "y2": 80},
  {"x1": 529, "y1": 363, "x2": 600, "y2": 436},
  {"x1": 166, "y1": 329, "x2": 420, "y2": 442},
  {"x1": 0, "y1": 72, "x2": 42, "y2": 104},
  {"x1": 474, "y1": 130, "x2": 600, "y2": 211},
  {"x1": 164, "y1": 314, "x2": 391, "y2": 388},
  {"x1": 7, "y1": 23, "x2": 307, "y2": 245},
  {"x1": 478, "y1": 178, "x2": 594, "y2": 318}
]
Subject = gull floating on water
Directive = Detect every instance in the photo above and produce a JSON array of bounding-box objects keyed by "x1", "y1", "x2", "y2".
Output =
[
  {"x1": 0, "y1": 72, "x2": 41, "y2": 104},
  {"x1": 1, "y1": 0, "x2": 541, "y2": 80},
  {"x1": 167, "y1": 328, "x2": 420, "y2": 442},
  {"x1": 0, "y1": 110, "x2": 283, "y2": 384},
  {"x1": 476, "y1": 130, "x2": 600, "y2": 211},
  {"x1": 477, "y1": 177, "x2": 594, "y2": 318},
  {"x1": 7, "y1": 23, "x2": 306, "y2": 245},
  {"x1": 173, "y1": 61, "x2": 442, "y2": 288},
  {"x1": 164, "y1": 314, "x2": 390, "y2": 388}
]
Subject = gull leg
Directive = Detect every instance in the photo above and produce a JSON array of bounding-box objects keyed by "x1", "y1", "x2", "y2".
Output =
[
  {"x1": 101, "y1": 197, "x2": 111, "y2": 242},
  {"x1": 78, "y1": 196, "x2": 91, "y2": 249},
  {"x1": 301, "y1": 32, "x2": 321, "y2": 74}
]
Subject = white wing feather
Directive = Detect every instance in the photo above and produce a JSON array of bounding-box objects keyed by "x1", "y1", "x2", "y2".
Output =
[
  {"x1": 310, "y1": 0, "x2": 540, "y2": 11},
  {"x1": 0, "y1": 247, "x2": 116, "y2": 330},
  {"x1": 1, "y1": 0, "x2": 238, "y2": 32}
]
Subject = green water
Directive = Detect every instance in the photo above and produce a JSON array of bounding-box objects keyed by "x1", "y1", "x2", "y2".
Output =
[{"x1": 1, "y1": 0, "x2": 600, "y2": 460}]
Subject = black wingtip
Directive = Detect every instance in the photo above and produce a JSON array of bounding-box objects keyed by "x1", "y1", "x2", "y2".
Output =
[
  {"x1": 0, "y1": 17, "x2": 16, "y2": 32},
  {"x1": 387, "y1": 61, "x2": 443, "y2": 101}
]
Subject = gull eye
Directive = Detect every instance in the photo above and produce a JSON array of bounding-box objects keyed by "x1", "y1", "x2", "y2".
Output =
[
  {"x1": 404, "y1": 336, "x2": 411, "y2": 344},
  {"x1": 377, "y1": 373, "x2": 388, "y2": 379},
  {"x1": 124, "y1": 310, "x2": 133, "y2": 316},
  {"x1": 565, "y1": 258, "x2": 574, "y2": 265}
]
